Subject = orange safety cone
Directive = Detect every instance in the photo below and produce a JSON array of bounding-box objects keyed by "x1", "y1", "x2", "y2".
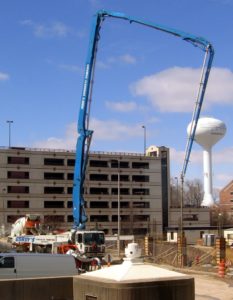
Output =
[{"x1": 218, "y1": 259, "x2": 225, "y2": 278}]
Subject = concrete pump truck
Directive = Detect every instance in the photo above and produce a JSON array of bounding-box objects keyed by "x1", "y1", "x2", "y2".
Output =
[{"x1": 10, "y1": 10, "x2": 214, "y2": 261}]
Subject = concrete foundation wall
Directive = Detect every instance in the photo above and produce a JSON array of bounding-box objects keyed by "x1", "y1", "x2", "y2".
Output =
[
  {"x1": 73, "y1": 277, "x2": 194, "y2": 300},
  {"x1": 0, "y1": 276, "x2": 73, "y2": 300}
]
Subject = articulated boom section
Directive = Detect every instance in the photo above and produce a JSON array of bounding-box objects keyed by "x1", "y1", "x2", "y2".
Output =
[{"x1": 72, "y1": 9, "x2": 214, "y2": 230}]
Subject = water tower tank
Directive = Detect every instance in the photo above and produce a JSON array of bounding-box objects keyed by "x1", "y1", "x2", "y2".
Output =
[{"x1": 187, "y1": 117, "x2": 226, "y2": 206}]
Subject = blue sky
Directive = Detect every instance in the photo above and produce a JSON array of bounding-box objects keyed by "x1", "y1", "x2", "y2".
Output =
[{"x1": 1, "y1": 0, "x2": 233, "y2": 191}]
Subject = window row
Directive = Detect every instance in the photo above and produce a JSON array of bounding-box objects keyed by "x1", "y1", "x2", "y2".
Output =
[
  {"x1": 6, "y1": 214, "x2": 150, "y2": 224},
  {"x1": 89, "y1": 174, "x2": 149, "y2": 182},
  {"x1": 6, "y1": 200, "x2": 150, "y2": 209},
  {"x1": 7, "y1": 157, "x2": 75, "y2": 166},
  {"x1": 90, "y1": 201, "x2": 150, "y2": 209},
  {"x1": 7, "y1": 172, "x2": 149, "y2": 182},
  {"x1": 6, "y1": 186, "x2": 73, "y2": 194},
  {"x1": 7, "y1": 157, "x2": 150, "y2": 169},
  {"x1": 183, "y1": 214, "x2": 199, "y2": 221},
  {"x1": 89, "y1": 160, "x2": 149, "y2": 169},
  {"x1": 90, "y1": 214, "x2": 150, "y2": 222},
  {"x1": 6, "y1": 186, "x2": 150, "y2": 195},
  {"x1": 89, "y1": 188, "x2": 150, "y2": 196}
]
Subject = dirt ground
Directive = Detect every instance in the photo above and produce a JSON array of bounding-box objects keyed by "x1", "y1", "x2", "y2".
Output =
[{"x1": 194, "y1": 273, "x2": 233, "y2": 300}]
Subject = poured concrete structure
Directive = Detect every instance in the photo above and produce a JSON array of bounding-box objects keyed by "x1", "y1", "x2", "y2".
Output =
[{"x1": 73, "y1": 243, "x2": 194, "y2": 300}]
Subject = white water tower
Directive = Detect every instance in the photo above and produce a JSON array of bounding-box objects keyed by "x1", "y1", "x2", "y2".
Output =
[{"x1": 187, "y1": 117, "x2": 226, "y2": 207}]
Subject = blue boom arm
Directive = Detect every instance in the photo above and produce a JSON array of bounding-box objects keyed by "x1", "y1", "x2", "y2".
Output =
[{"x1": 72, "y1": 10, "x2": 214, "y2": 230}]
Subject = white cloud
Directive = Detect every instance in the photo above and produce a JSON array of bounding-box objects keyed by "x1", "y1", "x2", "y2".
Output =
[
  {"x1": 96, "y1": 61, "x2": 109, "y2": 69},
  {"x1": 33, "y1": 119, "x2": 143, "y2": 149},
  {"x1": 170, "y1": 147, "x2": 202, "y2": 165},
  {"x1": 33, "y1": 123, "x2": 77, "y2": 150},
  {"x1": 213, "y1": 147, "x2": 233, "y2": 163},
  {"x1": 21, "y1": 20, "x2": 72, "y2": 38},
  {"x1": 119, "y1": 54, "x2": 136, "y2": 64},
  {"x1": 90, "y1": 118, "x2": 143, "y2": 141},
  {"x1": 170, "y1": 146, "x2": 233, "y2": 166},
  {"x1": 59, "y1": 64, "x2": 82, "y2": 73},
  {"x1": 98, "y1": 54, "x2": 137, "y2": 69},
  {"x1": 131, "y1": 67, "x2": 233, "y2": 112},
  {"x1": 105, "y1": 101, "x2": 138, "y2": 112},
  {"x1": 36, "y1": 22, "x2": 69, "y2": 37},
  {"x1": 0, "y1": 72, "x2": 9, "y2": 81}
]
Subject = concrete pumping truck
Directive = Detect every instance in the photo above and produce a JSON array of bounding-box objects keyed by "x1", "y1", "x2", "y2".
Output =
[{"x1": 9, "y1": 10, "x2": 214, "y2": 262}]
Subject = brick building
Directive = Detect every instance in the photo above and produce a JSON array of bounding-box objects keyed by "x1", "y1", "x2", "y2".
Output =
[{"x1": 219, "y1": 180, "x2": 233, "y2": 221}]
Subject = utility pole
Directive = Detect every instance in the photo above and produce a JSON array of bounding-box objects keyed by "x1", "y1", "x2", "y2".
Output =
[
  {"x1": 142, "y1": 125, "x2": 146, "y2": 155},
  {"x1": 6, "y1": 120, "x2": 13, "y2": 148}
]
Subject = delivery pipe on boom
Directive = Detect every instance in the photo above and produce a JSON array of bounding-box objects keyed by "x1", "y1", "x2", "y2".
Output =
[{"x1": 72, "y1": 9, "x2": 214, "y2": 230}]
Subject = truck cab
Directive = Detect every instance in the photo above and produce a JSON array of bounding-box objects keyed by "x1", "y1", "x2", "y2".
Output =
[{"x1": 75, "y1": 230, "x2": 105, "y2": 258}]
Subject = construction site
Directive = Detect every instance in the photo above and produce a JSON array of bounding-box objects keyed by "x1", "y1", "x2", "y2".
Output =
[{"x1": 1, "y1": 2, "x2": 233, "y2": 300}]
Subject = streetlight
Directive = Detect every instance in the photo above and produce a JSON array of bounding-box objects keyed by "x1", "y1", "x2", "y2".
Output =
[
  {"x1": 142, "y1": 125, "x2": 146, "y2": 155},
  {"x1": 174, "y1": 177, "x2": 178, "y2": 207},
  {"x1": 111, "y1": 159, "x2": 121, "y2": 257},
  {"x1": 6, "y1": 120, "x2": 13, "y2": 148},
  {"x1": 180, "y1": 175, "x2": 184, "y2": 238}
]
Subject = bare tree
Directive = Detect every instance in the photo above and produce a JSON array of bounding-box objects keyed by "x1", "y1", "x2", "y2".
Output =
[
  {"x1": 183, "y1": 179, "x2": 203, "y2": 207},
  {"x1": 170, "y1": 177, "x2": 204, "y2": 208},
  {"x1": 210, "y1": 203, "x2": 233, "y2": 227}
]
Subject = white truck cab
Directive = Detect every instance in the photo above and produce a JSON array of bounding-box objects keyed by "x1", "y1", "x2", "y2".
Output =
[{"x1": 0, "y1": 253, "x2": 78, "y2": 279}]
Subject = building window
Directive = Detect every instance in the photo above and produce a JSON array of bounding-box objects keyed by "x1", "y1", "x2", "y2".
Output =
[
  {"x1": 112, "y1": 201, "x2": 129, "y2": 208},
  {"x1": 67, "y1": 173, "x2": 74, "y2": 180},
  {"x1": 132, "y1": 188, "x2": 149, "y2": 195},
  {"x1": 133, "y1": 215, "x2": 150, "y2": 222},
  {"x1": 132, "y1": 175, "x2": 149, "y2": 182},
  {"x1": 7, "y1": 186, "x2": 29, "y2": 193},
  {"x1": 111, "y1": 188, "x2": 130, "y2": 195},
  {"x1": 132, "y1": 162, "x2": 149, "y2": 169},
  {"x1": 89, "y1": 160, "x2": 108, "y2": 168},
  {"x1": 44, "y1": 173, "x2": 64, "y2": 180},
  {"x1": 90, "y1": 188, "x2": 108, "y2": 195},
  {"x1": 7, "y1": 201, "x2": 29, "y2": 208},
  {"x1": 133, "y1": 202, "x2": 150, "y2": 208},
  {"x1": 44, "y1": 158, "x2": 64, "y2": 166},
  {"x1": 7, "y1": 157, "x2": 29, "y2": 164},
  {"x1": 44, "y1": 201, "x2": 64, "y2": 208},
  {"x1": 111, "y1": 161, "x2": 129, "y2": 168},
  {"x1": 0, "y1": 256, "x2": 15, "y2": 268},
  {"x1": 111, "y1": 175, "x2": 129, "y2": 181},
  {"x1": 90, "y1": 215, "x2": 109, "y2": 222},
  {"x1": 183, "y1": 214, "x2": 198, "y2": 221},
  {"x1": 67, "y1": 215, "x2": 73, "y2": 222},
  {"x1": 89, "y1": 174, "x2": 108, "y2": 181},
  {"x1": 112, "y1": 215, "x2": 118, "y2": 222},
  {"x1": 67, "y1": 187, "x2": 73, "y2": 194},
  {"x1": 133, "y1": 228, "x2": 147, "y2": 235},
  {"x1": 171, "y1": 232, "x2": 174, "y2": 240},
  {"x1": 90, "y1": 201, "x2": 109, "y2": 208},
  {"x1": 67, "y1": 201, "x2": 73, "y2": 208},
  {"x1": 7, "y1": 171, "x2": 29, "y2": 179},
  {"x1": 121, "y1": 215, "x2": 130, "y2": 222},
  {"x1": 44, "y1": 187, "x2": 64, "y2": 194},
  {"x1": 67, "y1": 159, "x2": 75, "y2": 166},
  {"x1": 44, "y1": 215, "x2": 65, "y2": 223}
]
